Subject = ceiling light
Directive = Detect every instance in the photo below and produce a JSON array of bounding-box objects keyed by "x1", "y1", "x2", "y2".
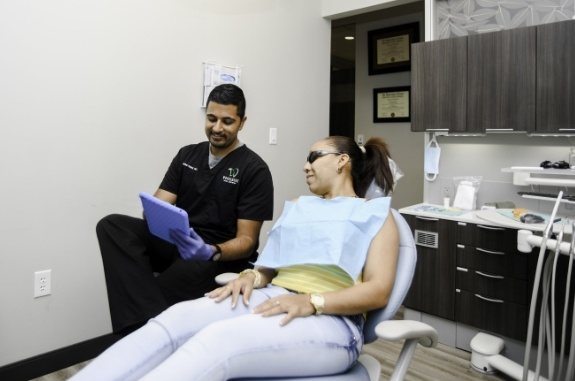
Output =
[{"x1": 344, "y1": 36, "x2": 354, "y2": 40}]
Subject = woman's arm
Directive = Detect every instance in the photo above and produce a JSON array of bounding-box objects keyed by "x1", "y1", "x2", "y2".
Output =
[{"x1": 320, "y1": 213, "x2": 399, "y2": 315}]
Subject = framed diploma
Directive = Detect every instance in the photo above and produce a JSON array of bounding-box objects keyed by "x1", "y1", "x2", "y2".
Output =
[
  {"x1": 373, "y1": 86, "x2": 411, "y2": 123},
  {"x1": 368, "y1": 22, "x2": 419, "y2": 75}
]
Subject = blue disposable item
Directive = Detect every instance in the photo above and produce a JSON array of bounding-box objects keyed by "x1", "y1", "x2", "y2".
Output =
[
  {"x1": 170, "y1": 227, "x2": 213, "y2": 261},
  {"x1": 139, "y1": 192, "x2": 189, "y2": 245},
  {"x1": 255, "y1": 196, "x2": 390, "y2": 281}
]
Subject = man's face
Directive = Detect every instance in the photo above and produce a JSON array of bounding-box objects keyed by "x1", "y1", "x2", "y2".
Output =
[{"x1": 204, "y1": 101, "x2": 245, "y2": 153}]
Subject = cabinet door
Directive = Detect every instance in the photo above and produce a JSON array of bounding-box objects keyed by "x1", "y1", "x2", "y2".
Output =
[
  {"x1": 467, "y1": 27, "x2": 535, "y2": 132},
  {"x1": 411, "y1": 37, "x2": 467, "y2": 132},
  {"x1": 456, "y1": 289, "x2": 527, "y2": 341},
  {"x1": 402, "y1": 215, "x2": 455, "y2": 320},
  {"x1": 537, "y1": 20, "x2": 575, "y2": 132}
]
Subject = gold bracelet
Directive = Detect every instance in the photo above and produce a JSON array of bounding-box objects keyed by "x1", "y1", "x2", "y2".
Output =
[{"x1": 239, "y1": 269, "x2": 263, "y2": 289}]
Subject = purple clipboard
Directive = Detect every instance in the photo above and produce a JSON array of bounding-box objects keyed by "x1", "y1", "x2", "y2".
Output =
[{"x1": 139, "y1": 192, "x2": 189, "y2": 244}]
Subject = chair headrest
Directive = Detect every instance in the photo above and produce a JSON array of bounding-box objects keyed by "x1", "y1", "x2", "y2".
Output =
[{"x1": 364, "y1": 160, "x2": 404, "y2": 199}]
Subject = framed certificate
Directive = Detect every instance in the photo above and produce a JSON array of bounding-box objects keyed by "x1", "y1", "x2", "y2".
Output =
[
  {"x1": 373, "y1": 86, "x2": 411, "y2": 123},
  {"x1": 368, "y1": 22, "x2": 419, "y2": 75}
]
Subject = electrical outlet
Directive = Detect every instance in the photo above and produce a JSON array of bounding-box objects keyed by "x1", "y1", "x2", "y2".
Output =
[
  {"x1": 442, "y1": 185, "x2": 451, "y2": 197},
  {"x1": 34, "y1": 270, "x2": 51, "y2": 298}
]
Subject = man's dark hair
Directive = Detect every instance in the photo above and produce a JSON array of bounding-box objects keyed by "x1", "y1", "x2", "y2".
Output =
[{"x1": 206, "y1": 84, "x2": 246, "y2": 119}]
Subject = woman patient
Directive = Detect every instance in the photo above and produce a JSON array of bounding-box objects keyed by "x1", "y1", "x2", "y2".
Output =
[{"x1": 70, "y1": 136, "x2": 399, "y2": 381}]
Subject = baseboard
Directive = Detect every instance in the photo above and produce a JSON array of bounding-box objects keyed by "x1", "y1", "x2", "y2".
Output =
[{"x1": 0, "y1": 333, "x2": 121, "y2": 381}]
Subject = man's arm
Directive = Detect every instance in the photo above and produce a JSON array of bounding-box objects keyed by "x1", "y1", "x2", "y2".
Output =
[
  {"x1": 216, "y1": 218, "x2": 262, "y2": 261},
  {"x1": 154, "y1": 188, "x2": 262, "y2": 261},
  {"x1": 154, "y1": 189, "x2": 177, "y2": 204}
]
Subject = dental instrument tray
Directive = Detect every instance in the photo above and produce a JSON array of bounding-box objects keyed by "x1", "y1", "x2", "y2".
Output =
[
  {"x1": 139, "y1": 192, "x2": 190, "y2": 244},
  {"x1": 495, "y1": 208, "x2": 559, "y2": 226},
  {"x1": 517, "y1": 191, "x2": 575, "y2": 204},
  {"x1": 502, "y1": 166, "x2": 575, "y2": 187}
]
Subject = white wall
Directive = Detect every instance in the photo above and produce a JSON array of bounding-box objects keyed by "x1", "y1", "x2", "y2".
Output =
[{"x1": 0, "y1": 0, "x2": 331, "y2": 366}]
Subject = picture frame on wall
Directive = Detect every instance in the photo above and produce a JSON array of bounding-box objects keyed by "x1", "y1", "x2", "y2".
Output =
[
  {"x1": 373, "y1": 86, "x2": 411, "y2": 123},
  {"x1": 368, "y1": 22, "x2": 419, "y2": 75}
]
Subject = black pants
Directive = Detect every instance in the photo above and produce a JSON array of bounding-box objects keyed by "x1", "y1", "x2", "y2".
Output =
[{"x1": 96, "y1": 214, "x2": 250, "y2": 333}]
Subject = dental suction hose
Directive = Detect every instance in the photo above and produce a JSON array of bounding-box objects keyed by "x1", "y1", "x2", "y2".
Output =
[{"x1": 521, "y1": 192, "x2": 562, "y2": 381}]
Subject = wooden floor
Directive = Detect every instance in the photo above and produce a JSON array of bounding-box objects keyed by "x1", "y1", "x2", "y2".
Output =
[
  {"x1": 31, "y1": 339, "x2": 509, "y2": 381},
  {"x1": 363, "y1": 339, "x2": 508, "y2": 381}
]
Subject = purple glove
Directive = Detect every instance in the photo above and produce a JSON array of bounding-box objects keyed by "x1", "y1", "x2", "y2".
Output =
[{"x1": 170, "y1": 227, "x2": 213, "y2": 261}]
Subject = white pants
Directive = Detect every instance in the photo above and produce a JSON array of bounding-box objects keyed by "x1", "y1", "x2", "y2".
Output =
[{"x1": 70, "y1": 286, "x2": 363, "y2": 381}]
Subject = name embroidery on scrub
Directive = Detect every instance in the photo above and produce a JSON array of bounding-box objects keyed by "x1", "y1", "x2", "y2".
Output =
[
  {"x1": 182, "y1": 163, "x2": 198, "y2": 171},
  {"x1": 223, "y1": 167, "x2": 240, "y2": 185}
]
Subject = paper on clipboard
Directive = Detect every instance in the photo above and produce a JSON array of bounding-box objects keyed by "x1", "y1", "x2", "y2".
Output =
[{"x1": 202, "y1": 62, "x2": 242, "y2": 107}]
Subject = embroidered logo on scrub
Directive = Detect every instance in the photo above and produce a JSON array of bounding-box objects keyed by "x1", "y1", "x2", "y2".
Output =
[{"x1": 223, "y1": 168, "x2": 240, "y2": 184}]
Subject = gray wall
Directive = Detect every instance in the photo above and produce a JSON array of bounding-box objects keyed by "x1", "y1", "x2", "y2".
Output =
[
  {"x1": 354, "y1": 5, "x2": 426, "y2": 210},
  {"x1": 425, "y1": 134, "x2": 575, "y2": 216},
  {"x1": 0, "y1": 0, "x2": 331, "y2": 366}
]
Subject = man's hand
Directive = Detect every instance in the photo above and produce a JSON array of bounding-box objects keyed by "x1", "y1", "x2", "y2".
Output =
[{"x1": 170, "y1": 227, "x2": 213, "y2": 261}]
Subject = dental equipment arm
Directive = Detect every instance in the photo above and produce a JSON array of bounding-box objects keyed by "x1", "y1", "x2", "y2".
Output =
[{"x1": 472, "y1": 191, "x2": 575, "y2": 381}]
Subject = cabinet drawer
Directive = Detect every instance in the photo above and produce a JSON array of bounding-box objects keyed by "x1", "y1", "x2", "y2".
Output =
[
  {"x1": 413, "y1": 215, "x2": 441, "y2": 232},
  {"x1": 456, "y1": 289, "x2": 527, "y2": 341},
  {"x1": 456, "y1": 244, "x2": 528, "y2": 279},
  {"x1": 456, "y1": 267, "x2": 528, "y2": 304},
  {"x1": 456, "y1": 222, "x2": 515, "y2": 251}
]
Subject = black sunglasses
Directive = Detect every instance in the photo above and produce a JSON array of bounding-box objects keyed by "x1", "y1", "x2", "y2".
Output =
[{"x1": 306, "y1": 150, "x2": 343, "y2": 163}]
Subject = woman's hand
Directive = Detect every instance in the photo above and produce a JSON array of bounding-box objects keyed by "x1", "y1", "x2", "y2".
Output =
[
  {"x1": 205, "y1": 273, "x2": 257, "y2": 308},
  {"x1": 253, "y1": 294, "x2": 316, "y2": 326}
]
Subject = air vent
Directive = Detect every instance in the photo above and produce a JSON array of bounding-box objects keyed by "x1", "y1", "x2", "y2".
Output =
[{"x1": 414, "y1": 229, "x2": 438, "y2": 249}]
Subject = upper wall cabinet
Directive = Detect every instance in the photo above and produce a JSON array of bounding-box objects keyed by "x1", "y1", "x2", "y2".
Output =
[
  {"x1": 411, "y1": 20, "x2": 574, "y2": 134},
  {"x1": 536, "y1": 20, "x2": 575, "y2": 133},
  {"x1": 411, "y1": 37, "x2": 467, "y2": 133},
  {"x1": 467, "y1": 27, "x2": 536, "y2": 132}
]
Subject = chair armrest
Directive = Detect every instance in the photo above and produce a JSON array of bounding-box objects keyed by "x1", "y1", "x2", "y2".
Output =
[
  {"x1": 215, "y1": 272, "x2": 239, "y2": 285},
  {"x1": 375, "y1": 320, "x2": 438, "y2": 348}
]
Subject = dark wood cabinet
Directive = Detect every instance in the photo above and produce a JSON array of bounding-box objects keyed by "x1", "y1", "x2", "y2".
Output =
[
  {"x1": 402, "y1": 214, "x2": 455, "y2": 320},
  {"x1": 467, "y1": 27, "x2": 536, "y2": 132},
  {"x1": 536, "y1": 20, "x2": 575, "y2": 133},
  {"x1": 455, "y1": 289, "x2": 528, "y2": 341},
  {"x1": 403, "y1": 212, "x2": 574, "y2": 345},
  {"x1": 454, "y1": 221, "x2": 530, "y2": 341},
  {"x1": 403, "y1": 214, "x2": 532, "y2": 340},
  {"x1": 411, "y1": 20, "x2": 574, "y2": 133},
  {"x1": 411, "y1": 37, "x2": 467, "y2": 132}
]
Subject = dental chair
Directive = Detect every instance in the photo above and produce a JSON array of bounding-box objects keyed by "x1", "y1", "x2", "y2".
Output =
[{"x1": 216, "y1": 209, "x2": 438, "y2": 381}]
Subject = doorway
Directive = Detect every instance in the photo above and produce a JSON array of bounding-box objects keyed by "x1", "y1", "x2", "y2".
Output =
[{"x1": 329, "y1": 23, "x2": 355, "y2": 138}]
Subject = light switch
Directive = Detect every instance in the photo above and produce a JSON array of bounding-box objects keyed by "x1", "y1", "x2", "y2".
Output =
[
  {"x1": 269, "y1": 128, "x2": 277, "y2": 145},
  {"x1": 357, "y1": 134, "x2": 364, "y2": 145}
]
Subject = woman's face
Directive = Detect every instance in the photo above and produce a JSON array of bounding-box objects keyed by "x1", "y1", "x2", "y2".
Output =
[{"x1": 303, "y1": 140, "x2": 342, "y2": 196}]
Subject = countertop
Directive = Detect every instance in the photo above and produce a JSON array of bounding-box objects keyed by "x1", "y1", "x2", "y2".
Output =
[{"x1": 399, "y1": 203, "x2": 571, "y2": 233}]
